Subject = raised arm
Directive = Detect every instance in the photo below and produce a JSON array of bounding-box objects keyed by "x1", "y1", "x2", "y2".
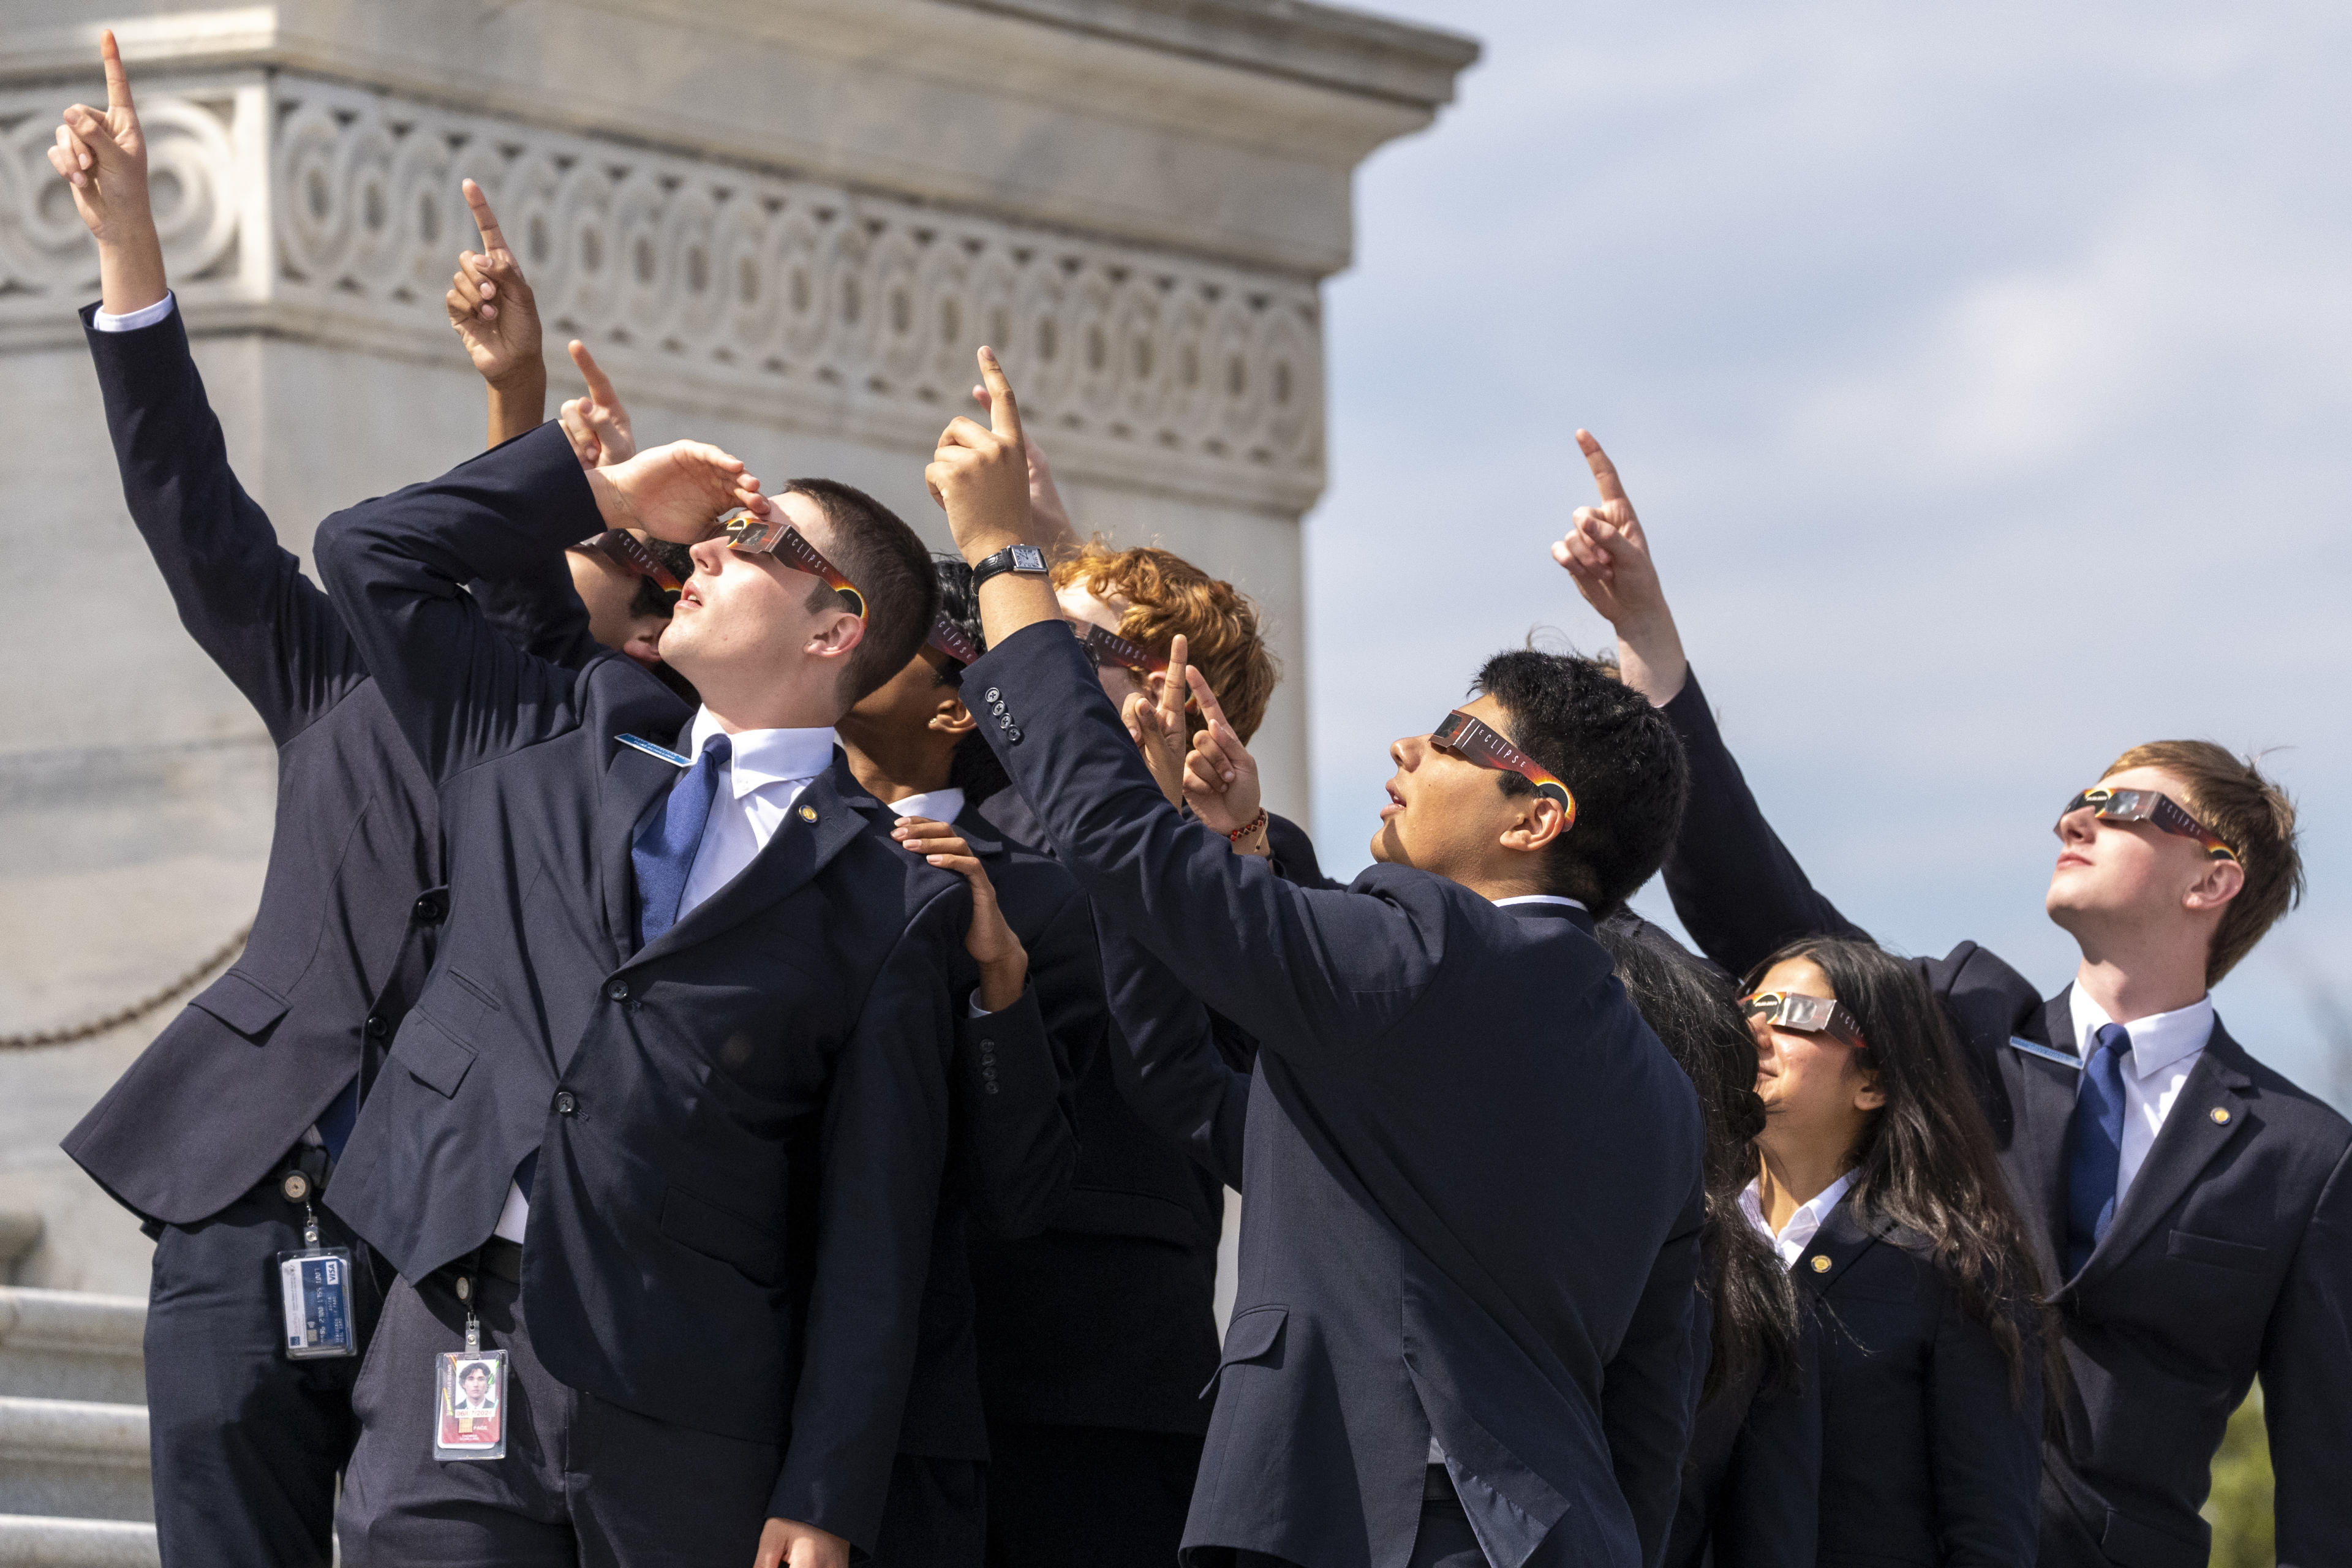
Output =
[
  {"x1": 446, "y1": 179, "x2": 546, "y2": 450},
  {"x1": 1556, "y1": 432, "x2": 1871, "y2": 976},
  {"x1": 1094, "y1": 918, "x2": 1250, "y2": 1189},
  {"x1": 61, "y1": 32, "x2": 364, "y2": 741}
]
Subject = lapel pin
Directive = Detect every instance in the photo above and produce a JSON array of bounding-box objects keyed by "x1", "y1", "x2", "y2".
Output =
[
  {"x1": 797, "y1": 804, "x2": 818, "y2": 823},
  {"x1": 2209, "y1": 1106, "x2": 2231, "y2": 1125},
  {"x1": 1809, "y1": 1254, "x2": 1831, "y2": 1273}
]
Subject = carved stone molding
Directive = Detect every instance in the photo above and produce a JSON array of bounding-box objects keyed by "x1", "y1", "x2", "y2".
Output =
[{"x1": 0, "y1": 73, "x2": 1324, "y2": 511}]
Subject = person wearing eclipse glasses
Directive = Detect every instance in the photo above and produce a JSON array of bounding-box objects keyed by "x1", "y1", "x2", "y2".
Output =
[
  {"x1": 913, "y1": 348, "x2": 1708, "y2": 1568},
  {"x1": 311, "y1": 295, "x2": 1049, "y2": 1564},
  {"x1": 1681, "y1": 936, "x2": 2049, "y2": 1567},
  {"x1": 1556, "y1": 432, "x2": 2352, "y2": 1568}
]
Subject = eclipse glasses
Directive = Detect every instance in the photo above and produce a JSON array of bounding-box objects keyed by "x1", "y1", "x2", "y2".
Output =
[
  {"x1": 1740, "y1": 990, "x2": 1869, "y2": 1051},
  {"x1": 1430, "y1": 709, "x2": 1577, "y2": 826},
  {"x1": 1072, "y1": 622, "x2": 1168, "y2": 679},
  {"x1": 2057, "y1": 786, "x2": 2236, "y2": 862},
  {"x1": 574, "y1": 530, "x2": 683, "y2": 603},
  {"x1": 718, "y1": 511, "x2": 865, "y2": 619}
]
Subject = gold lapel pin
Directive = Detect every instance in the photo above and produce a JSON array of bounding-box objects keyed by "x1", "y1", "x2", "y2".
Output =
[
  {"x1": 1809, "y1": 1254, "x2": 1831, "y2": 1273},
  {"x1": 797, "y1": 804, "x2": 818, "y2": 823},
  {"x1": 2209, "y1": 1106, "x2": 2231, "y2": 1125}
]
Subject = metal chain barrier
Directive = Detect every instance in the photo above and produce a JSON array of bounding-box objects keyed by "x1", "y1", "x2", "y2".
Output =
[{"x1": 1, "y1": 925, "x2": 252, "y2": 1049}]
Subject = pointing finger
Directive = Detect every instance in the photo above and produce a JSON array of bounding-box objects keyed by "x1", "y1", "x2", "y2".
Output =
[
  {"x1": 569, "y1": 340, "x2": 617, "y2": 406},
  {"x1": 460, "y1": 179, "x2": 508, "y2": 259},
  {"x1": 1576, "y1": 429, "x2": 1627, "y2": 507},
  {"x1": 976, "y1": 346, "x2": 1023, "y2": 446},
  {"x1": 100, "y1": 29, "x2": 135, "y2": 113}
]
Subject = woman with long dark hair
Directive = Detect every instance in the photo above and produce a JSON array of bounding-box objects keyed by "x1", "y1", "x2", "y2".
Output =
[{"x1": 1735, "y1": 935, "x2": 2049, "y2": 1566}]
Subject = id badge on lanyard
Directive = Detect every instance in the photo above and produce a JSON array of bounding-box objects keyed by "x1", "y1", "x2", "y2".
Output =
[
  {"x1": 277, "y1": 1197, "x2": 355, "y2": 1360},
  {"x1": 434, "y1": 1272, "x2": 510, "y2": 1461}
]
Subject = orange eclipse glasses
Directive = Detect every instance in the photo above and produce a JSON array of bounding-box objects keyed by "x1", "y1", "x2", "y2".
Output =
[
  {"x1": 1072, "y1": 622, "x2": 1168, "y2": 679},
  {"x1": 2057, "y1": 786, "x2": 2236, "y2": 862},
  {"x1": 1741, "y1": 991, "x2": 1869, "y2": 1051},
  {"x1": 719, "y1": 511, "x2": 865, "y2": 619},
  {"x1": 574, "y1": 529, "x2": 682, "y2": 603},
  {"x1": 1430, "y1": 709, "x2": 1577, "y2": 826}
]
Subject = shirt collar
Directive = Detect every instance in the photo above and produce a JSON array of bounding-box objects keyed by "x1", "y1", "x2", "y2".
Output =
[
  {"x1": 889, "y1": 786, "x2": 967, "y2": 827},
  {"x1": 2068, "y1": 986, "x2": 2216, "y2": 1080},
  {"x1": 1492, "y1": 895, "x2": 1589, "y2": 911},
  {"x1": 1740, "y1": 1169, "x2": 1858, "y2": 1255},
  {"x1": 688, "y1": 708, "x2": 837, "y2": 800}
]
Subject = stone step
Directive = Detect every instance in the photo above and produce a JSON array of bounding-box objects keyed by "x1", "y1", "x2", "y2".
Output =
[
  {"x1": 0, "y1": 1398, "x2": 151, "y2": 1525},
  {"x1": 0, "y1": 1514, "x2": 159, "y2": 1568},
  {"x1": 0, "y1": 1292, "x2": 145, "y2": 1406}
]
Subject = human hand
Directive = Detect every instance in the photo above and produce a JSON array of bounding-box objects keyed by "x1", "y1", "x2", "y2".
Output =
[
  {"x1": 1123, "y1": 632, "x2": 1191, "y2": 809},
  {"x1": 1181, "y1": 668, "x2": 1262, "y2": 838},
  {"x1": 446, "y1": 180, "x2": 542, "y2": 390},
  {"x1": 753, "y1": 1517, "x2": 848, "y2": 1568},
  {"x1": 927, "y1": 349, "x2": 1033, "y2": 561},
  {"x1": 587, "y1": 440, "x2": 761, "y2": 543},
  {"x1": 892, "y1": 816, "x2": 1030, "y2": 1010},
  {"x1": 49, "y1": 31, "x2": 148, "y2": 244},
  {"x1": 1551, "y1": 430, "x2": 1688, "y2": 705},
  {"x1": 972, "y1": 382, "x2": 1074, "y2": 555},
  {"x1": 559, "y1": 340, "x2": 637, "y2": 468}
]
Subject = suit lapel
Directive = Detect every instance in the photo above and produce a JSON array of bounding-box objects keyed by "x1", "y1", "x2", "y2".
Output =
[
  {"x1": 1792, "y1": 1195, "x2": 1884, "y2": 1294},
  {"x1": 2077, "y1": 1023, "x2": 2253, "y2": 1290},
  {"x1": 620, "y1": 760, "x2": 880, "y2": 972},
  {"x1": 2007, "y1": 989, "x2": 2082, "y2": 1286},
  {"x1": 596, "y1": 734, "x2": 690, "y2": 959},
  {"x1": 951, "y1": 807, "x2": 1006, "y2": 862}
]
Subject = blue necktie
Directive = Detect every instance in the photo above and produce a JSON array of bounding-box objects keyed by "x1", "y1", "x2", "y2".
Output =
[
  {"x1": 2064, "y1": 1022, "x2": 2133, "y2": 1276},
  {"x1": 631, "y1": 734, "x2": 731, "y2": 951}
]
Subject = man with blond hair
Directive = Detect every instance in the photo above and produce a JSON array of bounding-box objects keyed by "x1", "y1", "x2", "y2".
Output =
[{"x1": 1556, "y1": 431, "x2": 2351, "y2": 1568}]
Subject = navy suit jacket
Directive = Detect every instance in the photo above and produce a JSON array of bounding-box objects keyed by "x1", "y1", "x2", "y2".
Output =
[
  {"x1": 314, "y1": 423, "x2": 967, "y2": 1547},
  {"x1": 62, "y1": 303, "x2": 576, "y2": 1226},
  {"x1": 1658, "y1": 669, "x2": 2352, "y2": 1568},
  {"x1": 963, "y1": 623, "x2": 1707, "y2": 1568},
  {"x1": 970, "y1": 789, "x2": 1325, "y2": 1436}
]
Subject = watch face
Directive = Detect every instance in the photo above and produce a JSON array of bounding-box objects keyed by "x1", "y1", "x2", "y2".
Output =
[{"x1": 1010, "y1": 545, "x2": 1047, "y2": 573}]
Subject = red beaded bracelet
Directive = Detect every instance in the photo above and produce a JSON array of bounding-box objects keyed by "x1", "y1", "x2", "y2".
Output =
[{"x1": 1227, "y1": 809, "x2": 1268, "y2": 844}]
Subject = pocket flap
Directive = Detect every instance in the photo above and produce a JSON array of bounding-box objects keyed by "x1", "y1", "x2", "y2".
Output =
[
  {"x1": 396, "y1": 1012, "x2": 477, "y2": 1099},
  {"x1": 186, "y1": 970, "x2": 290, "y2": 1038},
  {"x1": 658, "y1": 1184, "x2": 784, "y2": 1284},
  {"x1": 2166, "y1": 1229, "x2": 2268, "y2": 1273},
  {"x1": 1219, "y1": 1305, "x2": 1288, "y2": 1366}
]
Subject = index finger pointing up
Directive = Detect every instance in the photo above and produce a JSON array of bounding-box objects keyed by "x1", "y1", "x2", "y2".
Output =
[
  {"x1": 100, "y1": 29, "x2": 136, "y2": 111},
  {"x1": 461, "y1": 179, "x2": 508, "y2": 258},
  {"x1": 1577, "y1": 429, "x2": 1627, "y2": 505},
  {"x1": 569, "y1": 340, "x2": 617, "y2": 406},
  {"x1": 977, "y1": 347, "x2": 1023, "y2": 445}
]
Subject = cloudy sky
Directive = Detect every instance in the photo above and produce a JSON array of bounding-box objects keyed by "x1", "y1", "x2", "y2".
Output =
[{"x1": 1305, "y1": 1, "x2": 2352, "y2": 1104}]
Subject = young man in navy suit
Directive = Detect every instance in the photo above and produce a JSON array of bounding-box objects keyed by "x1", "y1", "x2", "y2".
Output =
[
  {"x1": 313, "y1": 354, "x2": 1035, "y2": 1562},
  {"x1": 45, "y1": 39, "x2": 586, "y2": 1568},
  {"x1": 892, "y1": 352, "x2": 1708, "y2": 1568},
  {"x1": 1555, "y1": 434, "x2": 2352, "y2": 1568}
]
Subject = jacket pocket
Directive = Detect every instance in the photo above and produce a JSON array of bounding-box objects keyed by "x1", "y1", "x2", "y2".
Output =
[
  {"x1": 2101, "y1": 1505, "x2": 2208, "y2": 1568},
  {"x1": 658, "y1": 1185, "x2": 785, "y2": 1286},
  {"x1": 185, "y1": 970, "x2": 290, "y2": 1038},
  {"x1": 2166, "y1": 1229, "x2": 2268, "y2": 1273},
  {"x1": 1200, "y1": 1303, "x2": 1287, "y2": 1398},
  {"x1": 394, "y1": 1011, "x2": 476, "y2": 1099}
]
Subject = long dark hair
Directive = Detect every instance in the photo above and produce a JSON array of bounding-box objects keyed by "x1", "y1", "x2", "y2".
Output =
[
  {"x1": 1749, "y1": 937, "x2": 2056, "y2": 1400},
  {"x1": 1599, "y1": 912, "x2": 1800, "y2": 1403}
]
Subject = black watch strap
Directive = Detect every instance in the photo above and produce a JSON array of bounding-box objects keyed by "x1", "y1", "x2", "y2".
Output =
[{"x1": 971, "y1": 543, "x2": 1049, "y2": 590}]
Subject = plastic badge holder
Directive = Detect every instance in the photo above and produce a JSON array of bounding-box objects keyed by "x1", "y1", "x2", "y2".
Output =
[
  {"x1": 434, "y1": 1280, "x2": 510, "y2": 1461},
  {"x1": 278, "y1": 1200, "x2": 355, "y2": 1361}
]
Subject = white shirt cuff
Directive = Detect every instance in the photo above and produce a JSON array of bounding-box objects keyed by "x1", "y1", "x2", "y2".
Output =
[
  {"x1": 92, "y1": 290, "x2": 176, "y2": 333},
  {"x1": 968, "y1": 987, "x2": 1009, "y2": 1019}
]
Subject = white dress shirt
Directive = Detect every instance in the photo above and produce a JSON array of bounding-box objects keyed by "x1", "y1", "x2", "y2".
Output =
[
  {"x1": 1741, "y1": 1169, "x2": 1860, "y2": 1268},
  {"x1": 494, "y1": 712, "x2": 837, "y2": 1242},
  {"x1": 1491, "y1": 895, "x2": 1589, "y2": 913},
  {"x1": 887, "y1": 786, "x2": 967, "y2": 828},
  {"x1": 92, "y1": 290, "x2": 178, "y2": 333},
  {"x1": 2068, "y1": 987, "x2": 2214, "y2": 1205}
]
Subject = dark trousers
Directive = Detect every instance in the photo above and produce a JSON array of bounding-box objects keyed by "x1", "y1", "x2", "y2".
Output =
[
  {"x1": 1224, "y1": 1470, "x2": 1487, "y2": 1568},
  {"x1": 873, "y1": 1453, "x2": 986, "y2": 1566},
  {"x1": 337, "y1": 1259, "x2": 781, "y2": 1567},
  {"x1": 145, "y1": 1160, "x2": 382, "y2": 1568},
  {"x1": 984, "y1": 1422, "x2": 1202, "y2": 1567}
]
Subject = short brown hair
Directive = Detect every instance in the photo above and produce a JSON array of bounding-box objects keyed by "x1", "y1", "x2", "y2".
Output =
[
  {"x1": 785, "y1": 478, "x2": 938, "y2": 708},
  {"x1": 1050, "y1": 542, "x2": 1280, "y2": 742},
  {"x1": 2103, "y1": 741, "x2": 2304, "y2": 983}
]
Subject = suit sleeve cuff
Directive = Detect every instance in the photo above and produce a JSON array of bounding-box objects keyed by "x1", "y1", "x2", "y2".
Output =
[{"x1": 91, "y1": 290, "x2": 176, "y2": 333}]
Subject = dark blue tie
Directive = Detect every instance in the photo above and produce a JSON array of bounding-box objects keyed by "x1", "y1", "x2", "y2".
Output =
[
  {"x1": 631, "y1": 734, "x2": 731, "y2": 951},
  {"x1": 2064, "y1": 1022, "x2": 2133, "y2": 1276}
]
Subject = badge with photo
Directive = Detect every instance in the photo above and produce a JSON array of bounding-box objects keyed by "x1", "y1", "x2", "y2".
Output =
[{"x1": 433, "y1": 1348, "x2": 510, "y2": 1461}]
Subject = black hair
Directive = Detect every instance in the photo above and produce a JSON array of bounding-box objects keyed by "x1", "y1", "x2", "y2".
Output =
[
  {"x1": 459, "y1": 1362, "x2": 493, "y2": 1383},
  {"x1": 1472, "y1": 650, "x2": 1689, "y2": 906},
  {"x1": 625, "y1": 538, "x2": 698, "y2": 620},
  {"x1": 1597, "y1": 911, "x2": 1799, "y2": 1404},
  {"x1": 1750, "y1": 937, "x2": 2060, "y2": 1406},
  {"x1": 931, "y1": 555, "x2": 1012, "y2": 802},
  {"x1": 783, "y1": 478, "x2": 939, "y2": 707}
]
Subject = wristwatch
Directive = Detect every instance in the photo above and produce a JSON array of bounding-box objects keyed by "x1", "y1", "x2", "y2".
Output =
[{"x1": 970, "y1": 543, "x2": 1049, "y2": 590}]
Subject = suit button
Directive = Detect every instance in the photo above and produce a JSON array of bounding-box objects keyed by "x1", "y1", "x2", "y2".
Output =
[
  {"x1": 605, "y1": 979, "x2": 630, "y2": 1003},
  {"x1": 412, "y1": 894, "x2": 446, "y2": 924},
  {"x1": 983, "y1": 687, "x2": 1000, "y2": 703},
  {"x1": 1006, "y1": 728, "x2": 1022, "y2": 744},
  {"x1": 553, "y1": 1090, "x2": 578, "y2": 1115},
  {"x1": 364, "y1": 1014, "x2": 389, "y2": 1039}
]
